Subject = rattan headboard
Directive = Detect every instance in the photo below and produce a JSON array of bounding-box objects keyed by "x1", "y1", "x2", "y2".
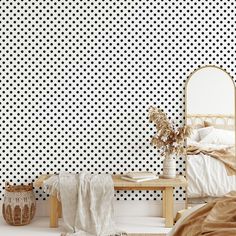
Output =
[{"x1": 187, "y1": 114, "x2": 235, "y2": 130}]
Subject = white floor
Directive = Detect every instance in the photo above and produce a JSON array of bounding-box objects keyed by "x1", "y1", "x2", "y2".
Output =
[{"x1": 0, "y1": 216, "x2": 172, "y2": 235}]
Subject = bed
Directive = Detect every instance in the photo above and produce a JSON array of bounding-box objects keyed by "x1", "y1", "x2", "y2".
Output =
[
  {"x1": 168, "y1": 192, "x2": 236, "y2": 236},
  {"x1": 186, "y1": 114, "x2": 236, "y2": 203}
]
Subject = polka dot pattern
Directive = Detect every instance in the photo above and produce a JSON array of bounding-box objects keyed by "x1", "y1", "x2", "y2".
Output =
[{"x1": 0, "y1": 0, "x2": 235, "y2": 201}]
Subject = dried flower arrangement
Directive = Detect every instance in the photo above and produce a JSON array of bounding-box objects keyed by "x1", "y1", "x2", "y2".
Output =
[{"x1": 149, "y1": 106, "x2": 191, "y2": 157}]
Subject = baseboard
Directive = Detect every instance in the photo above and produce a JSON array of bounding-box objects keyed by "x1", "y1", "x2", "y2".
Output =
[{"x1": 0, "y1": 200, "x2": 186, "y2": 217}]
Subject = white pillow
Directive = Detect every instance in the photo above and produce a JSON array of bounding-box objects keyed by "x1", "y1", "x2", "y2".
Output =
[
  {"x1": 200, "y1": 128, "x2": 235, "y2": 146},
  {"x1": 198, "y1": 126, "x2": 214, "y2": 140},
  {"x1": 187, "y1": 139, "x2": 200, "y2": 147},
  {"x1": 198, "y1": 142, "x2": 229, "y2": 150},
  {"x1": 188, "y1": 129, "x2": 200, "y2": 142}
]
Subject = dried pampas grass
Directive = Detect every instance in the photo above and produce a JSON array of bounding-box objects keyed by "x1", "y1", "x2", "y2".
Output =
[{"x1": 149, "y1": 106, "x2": 191, "y2": 157}]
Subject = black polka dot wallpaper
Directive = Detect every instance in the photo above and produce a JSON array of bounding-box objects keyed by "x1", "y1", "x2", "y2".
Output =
[{"x1": 0, "y1": 0, "x2": 235, "y2": 201}]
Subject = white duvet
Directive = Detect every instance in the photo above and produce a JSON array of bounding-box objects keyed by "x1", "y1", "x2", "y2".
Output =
[
  {"x1": 187, "y1": 142, "x2": 236, "y2": 198},
  {"x1": 187, "y1": 125, "x2": 236, "y2": 198}
]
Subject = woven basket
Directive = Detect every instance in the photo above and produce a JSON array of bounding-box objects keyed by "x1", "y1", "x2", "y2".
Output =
[{"x1": 2, "y1": 182, "x2": 36, "y2": 226}]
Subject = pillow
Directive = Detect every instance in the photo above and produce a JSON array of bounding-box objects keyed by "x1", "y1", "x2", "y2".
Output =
[
  {"x1": 200, "y1": 128, "x2": 235, "y2": 146},
  {"x1": 188, "y1": 129, "x2": 200, "y2": 142},
  {"x1": 187, "y1": 139, "x2": 201, "y2": 147},
  {"x1": 198, "y1": 126, "x2": 214, "y2": 140},
  {"x1": 198, "y1": 142, "x2": 230, "y2": 150},
  {"x1": 190, "y1": 123, "x2": 204, "y2": 129},
  {"x1": 204, "y1": 121, "x2": 235, "y2": 131}
]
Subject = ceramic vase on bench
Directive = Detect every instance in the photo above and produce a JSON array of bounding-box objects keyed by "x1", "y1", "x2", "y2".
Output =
[{"x1": 163, "y1": 155, "x2": 176, "y2": 179}]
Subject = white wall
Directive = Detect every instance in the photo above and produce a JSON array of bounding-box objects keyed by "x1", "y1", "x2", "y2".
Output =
[{"x1": 1, "y1": 0, "x2": 236, "y2": 205}]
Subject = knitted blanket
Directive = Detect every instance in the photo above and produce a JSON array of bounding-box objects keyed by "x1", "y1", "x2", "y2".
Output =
[{"x1": 44, "y1": 172, "x2": 125, "y2": 236}]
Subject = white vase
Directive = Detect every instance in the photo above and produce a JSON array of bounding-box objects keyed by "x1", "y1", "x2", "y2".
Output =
[{"x1": 163, "y1": 155, "x2": 176, "y2": 179}]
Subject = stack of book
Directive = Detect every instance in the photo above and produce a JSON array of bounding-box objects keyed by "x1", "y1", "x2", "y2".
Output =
[{"x1": 121, "y1": 172, "x2": 159, "y2": 182}]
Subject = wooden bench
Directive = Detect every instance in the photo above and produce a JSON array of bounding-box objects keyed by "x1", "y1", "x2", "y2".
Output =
[{"x1": 34, "y1": 174, "x2": 187, "y2": 228}]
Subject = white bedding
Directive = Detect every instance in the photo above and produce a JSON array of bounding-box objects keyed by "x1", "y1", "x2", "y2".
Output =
[
  {"x1": 187, "y1": 152, "x2": 236, "y2": 198},
  {"x1": 187, "y1": 126, "x2": 236, "y2": 198}
]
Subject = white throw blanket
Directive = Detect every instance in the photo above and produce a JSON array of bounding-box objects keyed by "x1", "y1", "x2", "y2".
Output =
[{"x1": 44, "y1": 172, "x2": 125, "y2": 236}]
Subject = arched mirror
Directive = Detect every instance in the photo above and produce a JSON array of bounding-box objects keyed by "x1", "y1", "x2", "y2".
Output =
[{"x1": 185, "y1": 65, "x2": 236, "y2": 204}]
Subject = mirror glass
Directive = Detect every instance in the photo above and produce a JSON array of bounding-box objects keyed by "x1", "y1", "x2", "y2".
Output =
[
  {"x1": 186, "y1": 65, "x2": 235, "y2": 203},
  {"x1": 187, "y1": 67, "x2": 235, "y2": 121}
]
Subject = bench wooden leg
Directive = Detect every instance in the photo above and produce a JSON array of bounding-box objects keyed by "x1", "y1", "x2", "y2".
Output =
[
  {"x1": 58, "y1": 201, "x2": 62, "y2": 218},
  {"x1": 164, "y1": 187, "x2": 174, "y2": 227},
  {"x1": 162, "y1": 189, "x2": 166, "y2": 217},
  {"x1": 50, "y1": 195, "x2": 59, "y2": 228}
]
